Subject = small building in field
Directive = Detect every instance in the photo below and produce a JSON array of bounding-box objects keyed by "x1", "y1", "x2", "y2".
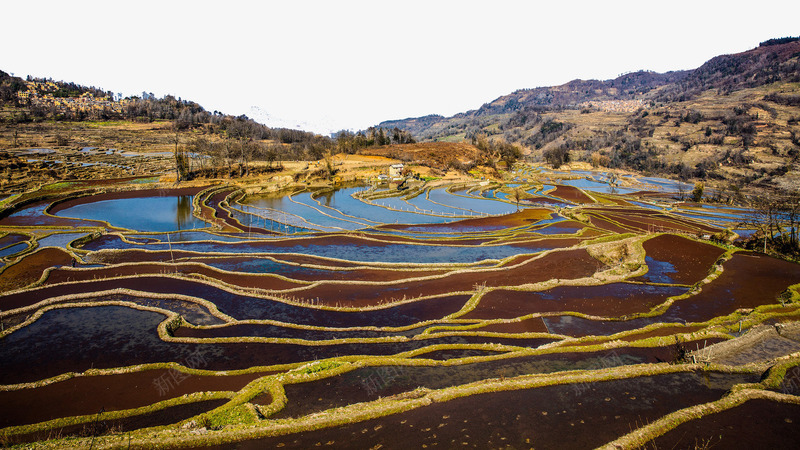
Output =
[{"x1": 389, "y1": 163, "x2": 404, "y2": 180}]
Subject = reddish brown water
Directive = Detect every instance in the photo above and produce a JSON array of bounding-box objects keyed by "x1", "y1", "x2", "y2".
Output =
[
  {"x1": 0, "y1": 369, "x2": 268, "y2": 428},
  {"x1": 3, "y1": 183, "x2": 798, "y2": 448},
  {"x1": 268, "y1": 339, "x2": 734, "y2": 421},
  {"x1": 463, "y1": 283, "x2": 687, "y2": 319},
  {"x1": 633, "y1": 233, "x2": 726, "y2": 285},
  {"x1": 651, "y1": 398, "x2": 800, "y2": 449},
  {"x1": 233, "y1": 371, "x2": 754, "y2": 449}
]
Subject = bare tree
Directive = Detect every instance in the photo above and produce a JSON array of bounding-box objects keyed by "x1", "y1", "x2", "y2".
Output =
[
  {"x1": 172, "y1": 126, "x2": 189, "y2": 182},
  {"x1": 748, "y1": 195, "x2": 783, "y2": 253},
  {"x1": 512, "y1": 187, "x2": 523, "y2": 211},
  {"x1": 207, "y1": 141, "x2": 227, "y2": 177},
  {"x1": 263, "y1": 144, "x2": 277, "y2": 169},
  {"x1": 223, "y1": 139, "x2": 234, "y2": 177},
  {"x1": 239, "y1": 140, "x2": 259, "y2": 177},
  {"x1": 676, "y1": 183, "x2": 687, "y2": 201},
  {"x1": 775, "y1": 192, "x2": 800, "y2": 250},
  {"x1": 188, "y1": 137, "x2": 211, "y2": 175}
]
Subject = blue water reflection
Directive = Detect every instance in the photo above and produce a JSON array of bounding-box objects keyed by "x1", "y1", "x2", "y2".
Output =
[
  {"x1": 85, "y1": 236, "x2": 549, "y2": 263},
  {"x1": 57, "y1": 195, "x2": 207, "y2": 232}
]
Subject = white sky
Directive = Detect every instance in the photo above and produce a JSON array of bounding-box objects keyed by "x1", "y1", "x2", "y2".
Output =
[{"x1": 3, "y1": 1, "x2": 799, "y2": 134}]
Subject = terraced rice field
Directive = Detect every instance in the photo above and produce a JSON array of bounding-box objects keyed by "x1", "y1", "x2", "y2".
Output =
[{"x1": 1, "y1": 167, "x2": 800, "y2": 449}]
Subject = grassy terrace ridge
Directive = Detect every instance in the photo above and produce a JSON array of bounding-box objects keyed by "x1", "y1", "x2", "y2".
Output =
[
  {"x1": 3, "y1": 135, "x2": 800, "y2": 447},
  {"x1": 15, "y1": 358, "x2": 797, "y2": 449}
]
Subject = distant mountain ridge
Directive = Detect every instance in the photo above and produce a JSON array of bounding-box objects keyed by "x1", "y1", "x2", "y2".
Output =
[
  {"x1": 655, "y1": 38, "x2": 800, "y2": 102},
  {"x1": 377, "y1": 114, "x2": 449, "y2": 138},
  {"x1": 375, "y1": 37, "x2": 800, "y2": 192},
  {"x1": 474, "y1": 71, "x2": 689, "y2": 116},
  {"x1": 378, "y1": 38, "x2": 800, "y2": 138}
]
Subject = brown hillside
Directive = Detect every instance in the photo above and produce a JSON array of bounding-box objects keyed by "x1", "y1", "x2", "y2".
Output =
[{"x1": 358, "y1": 141, "x2": 481, "y2": 169}]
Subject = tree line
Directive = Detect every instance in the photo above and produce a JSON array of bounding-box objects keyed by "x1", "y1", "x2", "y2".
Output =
[
  {"x1": 334, "y1": 127, "x2": 416, "y2": 153},
  {"x1": 177, "y1": 116, "x2": 334, "y2": 180}
]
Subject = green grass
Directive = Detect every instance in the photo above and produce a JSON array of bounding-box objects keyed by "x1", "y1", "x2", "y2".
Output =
[
  {"x1": 298, "y1": 360, "x2": 343, "y2": 375},
  {"x1": 435, "y1": 133, "x2": 466, "y2": 143},
  {"x1": 207, "y1": 404, "x2": 259, "y2": 428},
  {"x1": 0, "y1": 194, "x2": 20, "y2": 208}
]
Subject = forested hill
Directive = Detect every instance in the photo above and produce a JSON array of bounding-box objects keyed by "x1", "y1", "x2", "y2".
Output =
[
  {"x1": 0, "y1": 70, "x2": 426, "y2": 174},
  {"x1": 0, "y1": 70, "x2": 324, "y2": 146}
]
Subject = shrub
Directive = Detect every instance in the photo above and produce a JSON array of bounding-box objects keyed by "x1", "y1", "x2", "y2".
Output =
[
  {"x1": 691, "y1": 182, "x2": 704, "y2": 202},
  {"x1": 543, "y1": 146, "x2": 570, "y2": 169}
]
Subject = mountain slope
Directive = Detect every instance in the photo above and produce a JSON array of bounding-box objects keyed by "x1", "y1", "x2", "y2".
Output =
[
  {"x1": 655, "y1": 38, "x2": 800, "y2": 102},
  {"x1": 377, "y1": 38, "x2": 800, "y2": 191},
  {"x1": 380, "y1": 38, "x2": 800, "y2": 139},
  {"x1": 476, "y1": 70, "x2": 689, "y2": 116}
]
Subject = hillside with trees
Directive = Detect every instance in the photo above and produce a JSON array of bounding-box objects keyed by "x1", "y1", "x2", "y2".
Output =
[
  {"x1": 2, "y1": 71, "x2": 500, "y2": 184},
  {"x1": 378, "y1": 38, "x2": 800, "y2": 193},
  {"x1": 2, "y1": 38, "x2": 798, "y2": 190},
  {"x1": 0, "y1": 71, "x2": 325, "y2": 145},
  {"x1": 0, "y1": 72, "x2": 340, "y2": 185}
]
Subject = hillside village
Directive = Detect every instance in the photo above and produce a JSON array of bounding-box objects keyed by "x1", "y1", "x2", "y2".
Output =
[
  {"x1": 579, "y1": 99, "x2": 647, "y2": 113},
  {"x1": 14, "y1": 80, "x2": 128, "y2": 116}
]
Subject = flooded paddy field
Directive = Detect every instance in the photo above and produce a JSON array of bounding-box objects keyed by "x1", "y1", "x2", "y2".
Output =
[
  {"x1": 236, "y1": 371, "x2": 754, "y2": 449},
  {"x1": 651, "y1": 399, "x2": 800, "y2": 449},
  {"x1": 2, "y1": 166, "x2": 800, "y2": 448}
]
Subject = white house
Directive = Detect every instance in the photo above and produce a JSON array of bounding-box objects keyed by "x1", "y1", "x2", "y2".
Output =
[{"x1": 389, "y1": 163, "x2": 404, "y2": 180}]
